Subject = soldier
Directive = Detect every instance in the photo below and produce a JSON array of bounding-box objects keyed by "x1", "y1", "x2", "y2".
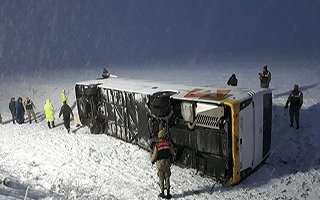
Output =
[
  {"x1": 259, "y1": 65, "x2": 271, "y2": 88},
  {"x1": 151, "y1": 130, "x2": 174, "y2": 199},
  {"x1": 9, "y1": 97, "x2": 16, "y2": 124},
  {"x1": 24, "y1": 97, "x2": 37, "y2": 124},
  {"x1": 59, "y1": 101, "x2": 74, "y2": 133},
  {"x1": 227, "y1": 74, "x2": 238, "y2": 86},
  {"x1": 44, "y1": 99, "x2": 55, "y2": 129},
  {"x1": 285, "y1": 84, "x2": 303, "y2": 129}
]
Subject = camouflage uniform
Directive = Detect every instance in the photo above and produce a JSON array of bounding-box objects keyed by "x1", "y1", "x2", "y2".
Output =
[
  {"x1": 259, "y1": 66, "x2": 271, "y2": 88},
  {"x1": 151, "y1": 130, "x2": 174, "y2": 198}
]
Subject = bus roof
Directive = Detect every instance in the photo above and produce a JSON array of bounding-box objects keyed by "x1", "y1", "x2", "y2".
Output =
[{"x1": 77, "y1": 77, "x2": 266, "y2": 104}]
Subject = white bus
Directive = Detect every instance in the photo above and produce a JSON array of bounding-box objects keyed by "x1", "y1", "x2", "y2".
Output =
[{"x1": 75, "y1": 77, "x2": 272, "y2": 185}]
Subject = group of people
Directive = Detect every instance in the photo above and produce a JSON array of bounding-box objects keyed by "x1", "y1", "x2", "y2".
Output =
[
  {"x1": 150, "y1": 65, "x2": 304, "y2": 198},
  {"x1": 7, "y1": 90, "x2": 74, "y2": 133},
  {"x1": 227, "y1": 65, "x2": 271, "y2": 88},
  {"x1": 9, "y1": 97, "x2": 37, "y2": 125},
  {"x1": 43, "y1": 90, "x2": 74, "y2": 133},
  {"x1": 227, "y1": 65, "x2": 303, "y2": 129}
]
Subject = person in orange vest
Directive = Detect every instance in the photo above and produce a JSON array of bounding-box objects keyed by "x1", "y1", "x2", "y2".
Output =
[
  {"x1": 285, "y1": 84, "x2": 303, "y2": 129},
  {"x1": 151, "y1": 130, "x2": 174, "y2": 199}
]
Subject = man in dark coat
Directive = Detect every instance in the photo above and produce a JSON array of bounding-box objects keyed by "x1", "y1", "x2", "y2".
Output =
[
  {"x1": 15, "y1": 97, "x2": 25, "y2": 124},
  {"x1": 151, "y1": 130, "x2": 174, "y2": 199},
  {"x1": 9, "y1": 97, "x2": 16, "y2": 124},
  {"x1": 59, "y1": 101, "x2": 74, "y2": 133},
  {"x1": 285, "y1": 84, "x2": 303, "y2": 129},
  {"x1": 259, "y1": 65, "x2": 271, "y2": 88},
  {"x1": 227, "y1": 74, "x2": 238, "y2": 86}
]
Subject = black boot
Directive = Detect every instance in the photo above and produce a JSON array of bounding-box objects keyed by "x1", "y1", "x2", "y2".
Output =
[
  {"x1": 52, "y1": 121, "x2": 55, "y2": 128},
  {"x1": 296, "y1": 124, "x2": 300, "y2": 129},
  {"x1": 158, "y1": 191, "x2": 165, "y2": 198},
  {"x1": 35, "y1": 119, "x2": 38, "y2": 123},
  {"x1": 47, "y1": 122, "x2": 51, "y2": 129},
  {"x1": 166, "y1": 189, "x2": 172, "y2": 199}
]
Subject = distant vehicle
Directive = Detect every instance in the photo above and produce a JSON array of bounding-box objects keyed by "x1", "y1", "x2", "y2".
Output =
[{"x1": 75, "y1": 77, "x2": 272, "y2": 185}]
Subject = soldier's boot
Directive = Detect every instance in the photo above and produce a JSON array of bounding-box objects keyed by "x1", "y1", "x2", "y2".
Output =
[
  {"x1": 35, "y1": 119, "x2": 38, "y2": 123},
  {"x1": 47, "y1": 122, "x2": 51, "y2": 129},
  {"x1": 158, "y1": 191, "x2": 165, "y2": 198},
  {"x1": 166, "y1": 189, "x2": 172, "y2": 199}
]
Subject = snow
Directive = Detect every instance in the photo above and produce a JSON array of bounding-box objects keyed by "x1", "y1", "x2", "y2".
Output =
[{"x1": 0, "y1": 63, "x2": 320, "y2": 199}]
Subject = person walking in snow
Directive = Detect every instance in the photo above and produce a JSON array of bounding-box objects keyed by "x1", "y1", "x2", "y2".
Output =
[
  {"x1": 44, "y1": 99, "x2": 55, "y2": 129},
  {"x1": 61, "y1": 90, "x2": 68, "y2": 105},
  {"x1": 151, "y1": 130, "x2": 174, "y2": 199},
  {"x1": 15, "y1": 97, "x2": 25, "y2": 124},
  {"x1": 227, "y1": 74, "x2": 238, "y2": 86},
  {"x1": 284, "y1": 84, "x2": 303, "y2": 129},
  {"x1": 259, "y1": 65, "x2": 271, "y2": 88},
  {"x1": 24, "y1": 97, "x2": 37, "y2": 124},
  {"x1": 59, "y1": 101, "x2": 74, "y2": 133},
  {"x1": 9, "y1": 97, "x2": 16, "y2": 124}
]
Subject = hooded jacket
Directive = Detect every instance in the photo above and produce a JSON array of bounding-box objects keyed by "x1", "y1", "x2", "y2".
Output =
[{"x1": 44, "y1": 100, "x2": 55, "y2": 122}]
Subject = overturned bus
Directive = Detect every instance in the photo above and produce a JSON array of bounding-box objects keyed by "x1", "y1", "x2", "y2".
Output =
[{"x1": 75, "y1": 77, "x2": 272, "y2": 185}]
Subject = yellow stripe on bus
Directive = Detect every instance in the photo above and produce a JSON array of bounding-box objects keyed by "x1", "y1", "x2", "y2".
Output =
[{"x1": 222, "y1": 99, "x2": 240, "y2": 185}]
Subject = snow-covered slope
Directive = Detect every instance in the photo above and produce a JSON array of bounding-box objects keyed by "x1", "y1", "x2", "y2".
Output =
[{"x1": 0, "y1": 63, "x2": 320, "y2": 199}]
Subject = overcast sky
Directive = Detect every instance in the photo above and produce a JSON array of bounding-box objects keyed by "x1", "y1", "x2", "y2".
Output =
[{"x1": 0, "y1": 0, "x2": 320, "y2": 73}]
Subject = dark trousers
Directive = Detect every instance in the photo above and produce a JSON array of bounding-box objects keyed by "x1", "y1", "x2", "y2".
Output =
[
  {"x1": 47, "y1": 121, "x2": 55, "y2": 129},
  {"x1": 289, "y1": 107, "x2": 300, "y2": 127},
  {"x1": 64, "y1": 117, "x2": 71, "y2": 132},
  {"x1": 11, "y1": 113, "x2": 16, "y2": 124}
]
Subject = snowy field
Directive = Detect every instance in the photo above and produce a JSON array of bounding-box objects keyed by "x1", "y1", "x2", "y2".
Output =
[{"x1": 0, "y1": 62, "x2": 320, "y2": 199}]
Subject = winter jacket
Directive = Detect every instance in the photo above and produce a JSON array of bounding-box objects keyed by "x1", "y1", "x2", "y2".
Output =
[
  {"x1": 227, "y1": 75, "x2": 238, "y2": 86},
  {"x1": 151, "y1": 139, "x2": 174, "y2": 176},
  {"x1": 44, "y1": 100, "x2": 55, "y2": 122},
  {"x1": 259, "y1": 70, "x2": 271, "y2": 88},
  {"x1": 61, "y1": 91, "x2": 67, "y2": 104},
  {"x1": 59, "y1": 104, "x2": 74, "y2": 119},
  {"x1": 24, "y1": 99, "x2": 35, "y2": 111},
  {"x1": 286, "y1": 90, "x2": 303, "y2": 110},
  {"x1": 9, "y1": 99, "x2": 16, "y2": 115},
  {"x1": 15, "y1": 97, "x2": 25, "y2": 123}
]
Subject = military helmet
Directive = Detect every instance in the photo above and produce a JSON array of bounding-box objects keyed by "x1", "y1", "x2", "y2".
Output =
[{"x1": 158, "y1": 130, "x2": 166, "y2": 139}]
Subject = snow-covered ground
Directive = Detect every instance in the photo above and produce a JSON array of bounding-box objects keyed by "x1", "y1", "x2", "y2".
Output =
[{"x1": 0, "y1": 62, "x2": 320, "y2": 199}]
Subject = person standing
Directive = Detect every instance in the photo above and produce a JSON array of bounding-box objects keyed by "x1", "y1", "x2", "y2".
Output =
[
  {"x1": 24, "y1": 97, "x2": 37, "y2": 124},
  {"x1": 227, "y1": 74, "x2": 238, "y2": 86},
  {"x1": 285, "y1": 84, "x2": 303, "y2": 129},
  {"x1": 259, "y1": 65, "x2": 271, "y2": 88},
  {"x1": 9, "y1": 97, "x2": 16, "y2": 124},
  {"x1": 61, "y1": 90, "x2": 68, "y2": 105},
  {"x1": 44, "y1": 99, "x2": 55, "y2": 129},
  {"x1": 151, "y1": 130, "x2": 174, "y2": 199},
  {"x1": 15, "y1": 97, "x2": 25, "y2": 124},
  {"x1": 59, "y1": 101, "x2": 74, "y2": 133}
]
